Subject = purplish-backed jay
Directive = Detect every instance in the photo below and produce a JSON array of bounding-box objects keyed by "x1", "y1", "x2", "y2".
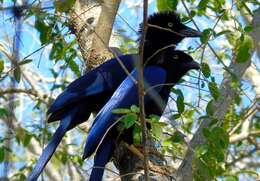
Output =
[{"x1": 83, "y1": 49, "x2": 200, "y2": 181}]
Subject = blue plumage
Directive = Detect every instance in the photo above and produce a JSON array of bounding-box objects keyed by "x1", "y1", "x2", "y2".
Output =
[
  {"x1": 28, "y1": 11, "x2": 201, "y2": 181},
  {"x1": 84, "y1": 50, "x2": 200, "y2": 180},
  {"x1": 28, "y1": 108, "x2": 77, "y2": 181},
  {"x1": 47, "y1": 54, "x2": 137, "y2": 117},
  {"x1": 83, "y1": 67, "x2": 167, "y2": 158},
  {"x1": 89, "y1": 136, "x2": 115, "y2": 181},
  {"x1": 28, "y1": 54, "x2": 136, "y2": 181}
]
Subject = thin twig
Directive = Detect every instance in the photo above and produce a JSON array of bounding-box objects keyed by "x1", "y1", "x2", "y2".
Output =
[{"x1": 137, "y1": 1, "x2": 150, "y2": 180}]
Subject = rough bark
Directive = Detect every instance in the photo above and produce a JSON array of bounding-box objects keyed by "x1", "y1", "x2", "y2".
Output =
[
  {"x1": 69, "y1": 0, "x2": 101, "y2": 68},
  {"x1": 69, "y1": 0, "x2": 120, "y2": 69},
  {"x1": 88, "y1": 0, "x2": 121, "y2": 68},
  {"x1": 176, "y1": 8, "x2": 260, "y2": 181}
]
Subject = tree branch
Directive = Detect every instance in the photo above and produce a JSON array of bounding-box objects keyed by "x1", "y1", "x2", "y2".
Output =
[{"x1": 137, "y1": 0, "x2": 149, "y2": 180}]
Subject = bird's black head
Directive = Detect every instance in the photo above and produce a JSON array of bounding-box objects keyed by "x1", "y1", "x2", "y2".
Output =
[
  {"x1": 161, "y1": 50, "x2": 200, "y2": 83},
  {"x1": 140, "y1": 11, "x2": 201, "y2": 48}
]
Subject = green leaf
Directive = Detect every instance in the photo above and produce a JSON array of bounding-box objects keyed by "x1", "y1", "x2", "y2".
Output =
[
  {"x1": 198, "y1": 0, "x2": 209, "y2": 11},
  {"x1": 234, "y1": 94, "x2": 241, "y2": 105},
  {"x1": 50, "y1": 69, "x2": 58, "y2": 78},
  {"x1": 19, "y1": 59, "x2": 32, "y2": 66},
  {"x1": 23, "y1": 133, "x2": 32, "y2": 146},
  {"x1": 121, "y1": 113, "x2": 137, "y2": 129},
  {"x1": 171, "y1": 113, "x2": 181, "y2": 120},
  {"x1": 167, "y1": 132, "x2": 185, "y2": 143},
  {"x1": 236, "y1": 35, "x2": 254, "y2": 63},
  {"x1": 244, "y1": 25, "x2": 253, "y2": 33},
  {"x1": 0, "y1": 147, "x2": 4, "y2": 163},
  {"x1": 112, "y1": 108, "x2": 131, "y2": 114},
  {"x1": 148, "y1": 114, "x2": 160, "y2": 122},
  {"x1": 215, "y1": 30, "x2": 231, "y2": 37},
  {"x1": 133, "y1": 125, "x2": 142, "y2": 144},
  {"x1": 200, "y1": 28, "x2": 212, "y2": 44},
  {"x1": 224, "y1": 176, "x2": 238, "y2": 181},
  {"x1": 215, "y1": 149, "x2": 225, "y2": 162},
  {"x1": 151, "y1": 123, "x2": 163, "y2": 138},
  {"x1": 14, "y1": 66, "x2": 21, "y2": 83},
  {"x1": 0, "y1": 107, "x2": 8, "y2": 118},
  {"x1": 151, "y1": 122, "x2": 167, "y2": 138},
  {"x1": 55, "y1": 0, "x2": 76, "y2": 12},
  {"x1": 211, "y1": 127, "x2": 229, "y2": 149},
  {"x1": 176, "y1": 94, "x2": 185, "y2": 114},
  {"x1": 35, "y1": 19, "x2": 51, "y2": 45},
  {"x1": 208, "y1": 82, "x2": 220, "y2": 100},
  {"x1": 157, "y1": 0, "x2": 178, "y2": 11},
  {"x1": 201, "y1": 62, "x2": 211, "y2": 78},
  {"x1": 69, "y1": 59, "x2": 81, "y2": 77},
  {"x1": 171, "y1": 89, "x2": 185, "y2": 114},
  {"x1": 236, "y1": 169, "x2": 259, "y2": 177},
  {"x1": 195, "y1": 145, "x2": 208, "y2": 158},
  {"x1": 209, "y1": 118, "x2": 218, "y2": 127},
  {"x1": 206, "y1": 100, "x2": 214, "y2": 116},
  {"x1": 0, "y1": 59, "x2": 4, "y2": 74},
  {"x1": 130, "y1": 105, "x2": 140, "y2": 113},
  {"x1": 202, "y1": 128, "x2": 210, "y2": 138}
]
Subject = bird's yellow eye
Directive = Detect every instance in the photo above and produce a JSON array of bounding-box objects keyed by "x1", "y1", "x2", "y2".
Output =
[
  {"x1": 168, "y1": 22, "x2": 173, "y2": 27},
  {"x1": 173, "y1": 55, "x2": 178, "y2": 59}
]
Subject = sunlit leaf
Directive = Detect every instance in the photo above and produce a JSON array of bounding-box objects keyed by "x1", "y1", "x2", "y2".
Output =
[
  {"x1": 130, "y1": 105, "x2": 140, "y2": 113},
  {"x1": 195, "y1": 145, "x2": 208, "y2": 158},
  {"x1": 236, "y1": 169, "x2": 259, "y2": 177},
  {"x1": 208, "y1": 82, "x2": 220, "y2": 100},
  {"x1": 200, "y1": 28, "x2": 212, "y2": 44},
  {"x1": 198, "y1": 0, "x2": 209, "y2": 11},
  {"x1": 112, "y1": 108, "x2": 131, "y2": 114},
  {"x1": 69, "y1": 59, "x2": 81, "y2": 77},
  {"x1": 35, "y1": 19, "x2": 51, "y2": 45},
  {"x1": 177, "y1": 94, "x2": 185, "y2": 114},
  {"x1": 55, "y1": 0, "x2": 76, "y2": 12},
  {"x1": 0, "y1": 59, "x2": 4, "y2": 74},
  {"x1": 236, "y1": 35, "x2": 254, "y2": 63},
  {"x1": 201, "y1": 62, "x2": 211, "y2": 78},
  {"x1": 224, "y1": 176, "x2": 238, "y2": 181},
  {"x1": 121, "y1": 113, "x2": 137, "y2": 129},
  {"x1": 157, "y1": 0, "x2": 178, "y2": 11}
]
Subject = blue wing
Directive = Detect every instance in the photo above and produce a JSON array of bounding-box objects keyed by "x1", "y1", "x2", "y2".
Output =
[
  {"x1": 89, "y1": 136, "x2": 115, "y2": 181},
  {"x1": 48, "y1": 54, "x2": 137, "y2": 115},
  {"x1": 28, "y1": 108, "x2": 78, "y2": 181},
  {"x1": 83, "y1": 66, "x2": 167, "y2": 159}
]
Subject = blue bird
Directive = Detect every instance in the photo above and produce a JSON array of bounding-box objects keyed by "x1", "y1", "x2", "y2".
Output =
[
  {"x1": 28, "y1": 11, "x2": 201, "y2": 181},
  {"x1": 83, "y1": 49, "x2": 200, "y2": 181}
]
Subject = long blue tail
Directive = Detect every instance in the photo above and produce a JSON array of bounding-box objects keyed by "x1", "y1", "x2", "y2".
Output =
[
  {"x1": 27, "y1": 109, "x2": 77, "y2": 181},
  {"x1": 89, "y1": 136, "x2": 115, "y2": 181}
]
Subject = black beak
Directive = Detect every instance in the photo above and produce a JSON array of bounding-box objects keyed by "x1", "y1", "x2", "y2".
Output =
[
  {"x1": 187, "y1": 61, "x2": 200, "y2": 70},
  {"x1": 179, "y1": 25, "x2": 202, "y2": 37}
]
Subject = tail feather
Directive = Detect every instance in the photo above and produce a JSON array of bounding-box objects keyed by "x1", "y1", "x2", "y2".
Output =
[
  {"x1": 89, "y1": 136, "x2": 115, "y2": 181},
  {"x1": 28, "y1": 109, "x2": 76, "y2": 181}
]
